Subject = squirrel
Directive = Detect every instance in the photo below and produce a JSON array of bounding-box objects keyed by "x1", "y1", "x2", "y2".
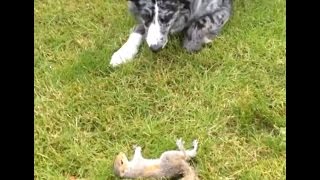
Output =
[{"x1": 113, "y1": 138, "x2": 199, "y2": 180}]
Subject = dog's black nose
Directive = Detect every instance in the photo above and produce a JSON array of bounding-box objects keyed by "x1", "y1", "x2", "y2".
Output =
[{"x1": 150, "y1": 44, "x2": 162, "y2": 53}]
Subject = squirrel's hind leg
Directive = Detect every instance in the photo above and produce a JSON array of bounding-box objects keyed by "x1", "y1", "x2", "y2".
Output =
[{"x1": 176, "y1": 139, "x2": 198, "y2": 159}]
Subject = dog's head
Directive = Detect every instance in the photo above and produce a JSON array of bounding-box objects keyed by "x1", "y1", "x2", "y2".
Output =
[{"x1": 129, "y1": 0, "x2": 185, "y2": 52}]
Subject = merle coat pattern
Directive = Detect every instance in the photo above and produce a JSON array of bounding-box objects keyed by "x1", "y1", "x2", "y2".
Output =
[{"x1": 110, "y1": 0, "x2": 232, "y2": 67}]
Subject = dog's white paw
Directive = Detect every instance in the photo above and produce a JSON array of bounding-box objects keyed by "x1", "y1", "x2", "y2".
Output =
[{"x1": 110, "y1": 47, "x2": 137, "y2": 67}]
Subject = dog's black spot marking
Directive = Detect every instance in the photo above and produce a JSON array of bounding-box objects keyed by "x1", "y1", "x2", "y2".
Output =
[
  {"x1": 195, "y1": 21, "x2": 205, "y2": 29},
  {"x1": 179, "y1": 0, "x2": 191, "y2": 10},
  {"x1": 208, "y1": 15, "x2": 215, "y2": 24}
]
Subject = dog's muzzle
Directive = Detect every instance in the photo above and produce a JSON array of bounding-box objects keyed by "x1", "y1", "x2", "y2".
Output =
[{"x1": 150, "y1": 44, "x2": 162, "y2": 52}]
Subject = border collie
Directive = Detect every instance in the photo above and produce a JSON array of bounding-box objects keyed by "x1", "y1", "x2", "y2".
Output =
[{"x1": 110, "y1": 0, "x2": 232, "y2": 67}]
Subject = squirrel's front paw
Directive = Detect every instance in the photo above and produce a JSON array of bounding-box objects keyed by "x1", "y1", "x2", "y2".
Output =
[
  {"x1": 192, "y1": 139, "x2": 199, "y2": 148},
  {"x1": 176, "y1": 138, "x2": 185, "y2": 150},
  {"x1": 133, "y1": 145, "x2": 142, "y2": 151}
]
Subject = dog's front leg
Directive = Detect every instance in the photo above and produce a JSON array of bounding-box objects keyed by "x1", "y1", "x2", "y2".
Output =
[
  {"x1": 110, "y1": 25, "x2": 145, "y2": 67},
  {"x1": 183, "y1": 7, "x2": 231, "y2": 52}
]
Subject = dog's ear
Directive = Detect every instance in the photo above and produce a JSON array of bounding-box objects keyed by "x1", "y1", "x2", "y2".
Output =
[
  {"x1": 128, "y1": 0, "x2": 150, "y2": 2},
  {"x1": 128, "y1": 0, "x2": 154, "y2": 3}
]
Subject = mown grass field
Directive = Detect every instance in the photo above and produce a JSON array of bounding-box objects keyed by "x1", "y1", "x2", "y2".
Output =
[{"x1": 34, "y1": 0, "x2": 286, "y2": 179}]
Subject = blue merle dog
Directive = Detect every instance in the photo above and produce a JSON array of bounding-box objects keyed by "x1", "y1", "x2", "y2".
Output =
[{"x1": 110, "y1": 0, "x2": 232, "y2": 66}]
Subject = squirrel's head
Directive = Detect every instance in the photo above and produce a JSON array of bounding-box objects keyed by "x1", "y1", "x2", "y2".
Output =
[{"x1": 113, "y1": 152, "x2": 129, "y2": 177}]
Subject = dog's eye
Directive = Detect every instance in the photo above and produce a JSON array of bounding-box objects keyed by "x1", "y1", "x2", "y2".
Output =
[
  {"x1": 141, "y1": 14, "x2": 151, "y2": 20},
  {"x1": 120, "y1": 160, "x2": 123, "y2": 165},
  {"x1": 158, "y1": 17, "x2": 166, "y2": 24},
  {"x1": 141, "y1": 14, "x2": 153, "y2": 26}
]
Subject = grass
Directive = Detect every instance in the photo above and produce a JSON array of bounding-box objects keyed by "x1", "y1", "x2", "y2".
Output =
[{"x1": 34, "y1": 0, "x2": 286, "y2": 179}]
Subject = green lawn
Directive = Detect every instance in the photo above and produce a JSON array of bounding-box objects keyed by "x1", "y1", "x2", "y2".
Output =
[{"x1": 34, "y1": 0, "x2": 286, "y2": 179}]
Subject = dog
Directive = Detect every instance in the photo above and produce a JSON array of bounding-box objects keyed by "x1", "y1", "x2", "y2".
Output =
[{"x1": 110, "y1": 0, "x2": 232, "y2": 67}]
